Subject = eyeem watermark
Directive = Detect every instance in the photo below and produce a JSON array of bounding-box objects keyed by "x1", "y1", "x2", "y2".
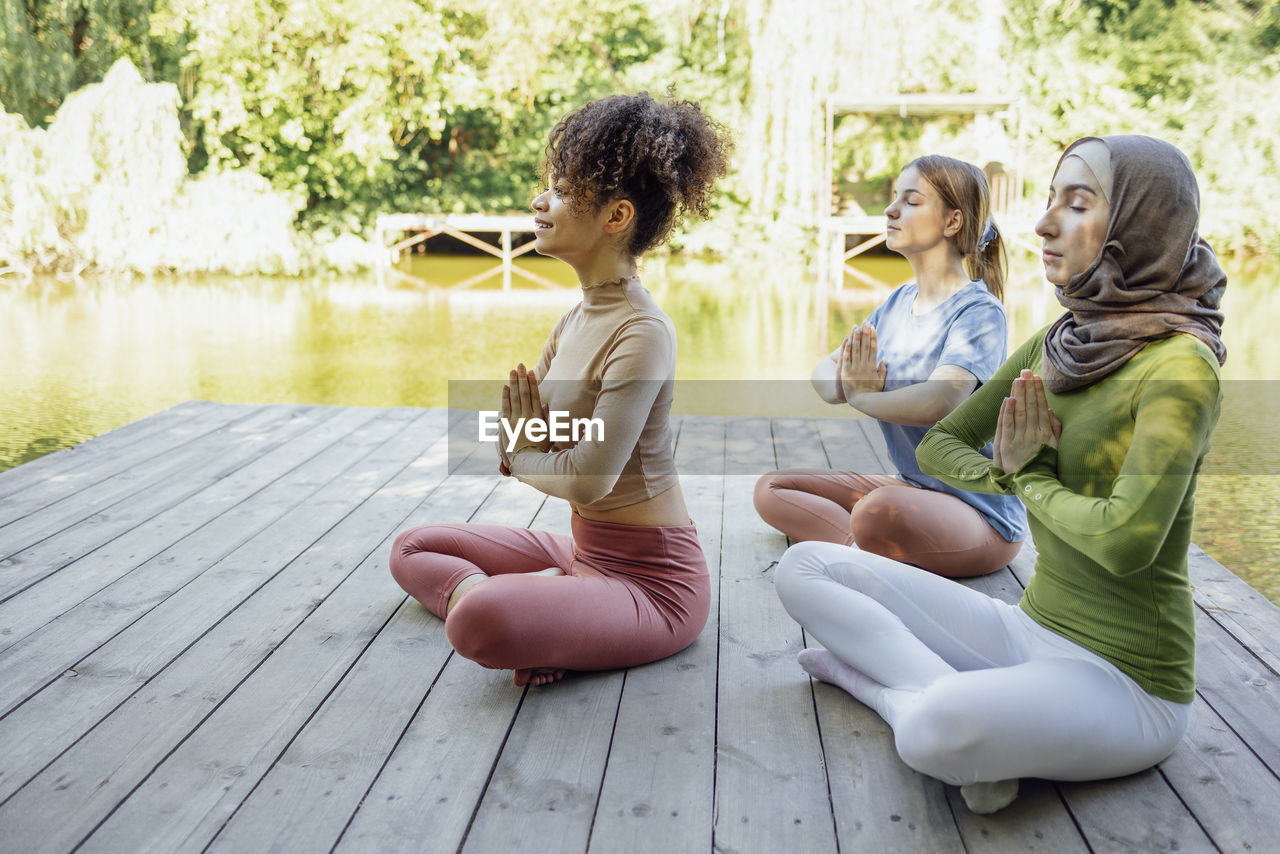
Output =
[{"x1": 478, "y1": 410, "x2": 605, "y2": 452}]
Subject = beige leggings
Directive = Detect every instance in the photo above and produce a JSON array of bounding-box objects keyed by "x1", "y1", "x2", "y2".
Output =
[{"x1": 753, "y1": 469, "x2": 1021, "y2": 578}]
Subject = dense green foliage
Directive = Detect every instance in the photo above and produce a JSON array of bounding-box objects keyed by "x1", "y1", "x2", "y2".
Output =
[
  {"x1": 2, "y1": 0, "x2": 1278, "y2": 274},
  {"x1": 1008, "y1": 0, "x2": 1280, "y2": 253},
  {"x1": 0, "y1": 0, "x2": 178, "y2": 126}
]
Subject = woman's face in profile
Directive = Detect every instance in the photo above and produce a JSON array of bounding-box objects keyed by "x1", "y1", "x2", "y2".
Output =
[
  {"x1": 883, "y1": 165, "x2": 958, "y2": 257},
  {"x1": 1035, "y1": 155, "x2": 1110, "y2": 286}
]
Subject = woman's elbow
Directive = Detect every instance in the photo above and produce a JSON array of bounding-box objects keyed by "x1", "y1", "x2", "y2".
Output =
[
  {"x1": 814, "y1": 387, "x2": 844, "y2": 405},
  {"x1": 924, "y1": 385, "x2": 971, "y2": 425},
  {"x1": 810, "y1": 377, "x2": 842, "y2": 404},
  {"x1": 1093, "y1": 534, "x2": 1164, "y2": 577},
  {"x1": 915, "y1": 429, "x2": 948, "y2": 473},
  {"x1": 564, "y1": 474, "x2": 621, "y2": 505}
]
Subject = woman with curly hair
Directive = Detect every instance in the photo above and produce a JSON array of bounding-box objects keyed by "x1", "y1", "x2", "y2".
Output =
[{"x1": 389, "y1": 93, "x2": 731, "y2": 686}]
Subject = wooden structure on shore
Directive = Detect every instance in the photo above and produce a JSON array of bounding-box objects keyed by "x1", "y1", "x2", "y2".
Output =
[
  {"x1": 374, "y1": 213, "x2": 558, "y2": 290},
  {"x1": 820, "y1": 94, "x2": 1033, "y2": 290},
  {"x1": 2, "y1": 400, "x2": 1279, "y2": 852}
]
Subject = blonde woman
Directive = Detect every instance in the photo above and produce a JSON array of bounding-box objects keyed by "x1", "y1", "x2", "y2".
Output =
[{"x1": 755, "y1": 155, "x2": 1027, "y2": 578}]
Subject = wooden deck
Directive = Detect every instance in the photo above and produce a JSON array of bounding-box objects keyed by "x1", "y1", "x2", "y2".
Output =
[{"x1": 2, "y1": 401, "x2": 1279, "y2": 853}]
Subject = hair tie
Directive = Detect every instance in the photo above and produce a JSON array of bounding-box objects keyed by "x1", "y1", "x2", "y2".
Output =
[{"x1": 976, "y1": 219, "x2": 998, "y2": 253}]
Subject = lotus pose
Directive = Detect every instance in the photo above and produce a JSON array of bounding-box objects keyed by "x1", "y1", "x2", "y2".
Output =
[
  {"x1": 390, "y1": 93, "x2": 730, "y2": 686},
  {"x1": 775, "y1": 136, "x2": 1226, "y2": 813},
  {"x1": 755, "y1": 155, "x2": 1027, "y2": 577}
]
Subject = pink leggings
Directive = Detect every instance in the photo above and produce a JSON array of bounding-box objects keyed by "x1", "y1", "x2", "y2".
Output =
[
  {"x1": 389, "y1": 514, "x2": 710, "y2": 675},
  {"x1": 753, "y1": 469, "x2": 1021, "y2": 578}
]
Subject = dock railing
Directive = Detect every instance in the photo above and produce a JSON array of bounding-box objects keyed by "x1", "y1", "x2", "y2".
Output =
[{"x1": 375, "y1": 213, "x2": 558, "y2": 290}]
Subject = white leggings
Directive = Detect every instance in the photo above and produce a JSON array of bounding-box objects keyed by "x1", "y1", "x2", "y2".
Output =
[{"x1": 774, "y1": 541, "x2": 1191, "y2": 785}]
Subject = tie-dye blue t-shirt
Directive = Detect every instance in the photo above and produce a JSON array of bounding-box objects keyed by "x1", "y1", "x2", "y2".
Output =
[{"x1": 864, "y1": 280, "x2": 1028, "y2": 542}]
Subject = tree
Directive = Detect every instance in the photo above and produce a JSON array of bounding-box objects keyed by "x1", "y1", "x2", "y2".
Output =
[{"x1": 0, "y1": 0, "x2": 182, "y2": 126}]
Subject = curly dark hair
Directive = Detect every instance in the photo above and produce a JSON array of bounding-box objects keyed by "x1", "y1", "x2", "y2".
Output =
[{"x1": 543, "y1": 92, "x2": 733, "y2": 256}]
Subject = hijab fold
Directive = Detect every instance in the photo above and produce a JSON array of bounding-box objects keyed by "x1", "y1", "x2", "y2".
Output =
[{"x1": 1041, "y1": 135, "x2": 1227, "y2": 393}]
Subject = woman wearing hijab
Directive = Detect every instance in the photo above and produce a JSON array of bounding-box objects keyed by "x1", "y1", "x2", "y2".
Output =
[{"x1": 772, "y1": 135, "x2": 1226, "y2": 814}]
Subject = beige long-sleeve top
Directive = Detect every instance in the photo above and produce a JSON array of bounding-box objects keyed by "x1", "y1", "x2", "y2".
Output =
[{"x1": 509, "y1": 275, "x2": 679, "y2": 510}]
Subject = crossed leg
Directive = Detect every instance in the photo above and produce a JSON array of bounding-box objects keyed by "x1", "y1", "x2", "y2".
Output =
[
  {"x1": 390, "y1": 522, "x2": 708, "y2": 686},
  {"x1": 774, "y1": 541, "x2": 1189, "y2": 811},
  {"x1": 754, "y1": 469, "x2": 1021, "y2": 577}
]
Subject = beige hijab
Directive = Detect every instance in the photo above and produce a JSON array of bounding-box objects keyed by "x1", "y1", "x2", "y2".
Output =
[{"x1": 1041, "y1": 135, "x2": 1227, "y2": 393}]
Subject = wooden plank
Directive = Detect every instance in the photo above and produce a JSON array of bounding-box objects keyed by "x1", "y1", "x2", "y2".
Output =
[
  {"x1": 588, "y1": 415, "x2": 724, "y2": 854},
  {"x1": 856, "y1": 416, "x2": 896, "y2": 474},
  {"x1": 947, "y1": 779, "x2": 1091, "y2": 854},
  {"x1": 1156, "y1": 692, "x2": 1280, "y2": 852},
  {"x1": 668, "y1": 413, "x2": 708, "y2": 467},
  {"x1": 0, "y1": 409, "x2": 405, "y2": 730},
  {"x1": 1004, "y1": 539, "x2": 1039, "y2": 589},
  {"x1": 724, "y1": 416, "x2": 775, "y2": 477},
  {"x1": 85, "y1": 458, "x2": 523, "y2": 854},
  {"x1": 461, "y1": 669, "x2": 624, "y2": 854},
  {"x1": 0, "y1": 402, "x2": 280, "y2": 543},
  {"x1": 0, "y1": 405, "x2": 384, "y2": 657},
  {"x1": 0, "y1": 400, "x2": 228, "y2": 504},
  {"x1": 1191, "y1": 607, "x2": 1280, "y2": 778},
  {"x1": 335, "y1": 659, "x2": 527, "y2": 854},
  {"x1": 772, "y1": 417, "x2": 830, "y2": 470},
  {"x1": 714, "y1": 416, "x2": 839, "y2": 853},
  {"x1": 1188, "y1": 543, "x2": 1280, "y2": 676},
  {"x1": 813, "y1": 415, "x2": 885, "y2": 474},
  {"x1": 0, "y1": 407, "x2": 433, "y2": 735},
  {"x1": 1053, "y1": 771, "x2": 1216, "y2": 853},
  {"x1": 330, "y1": 490, "x2": 537, "y2": 854},
  {"x1": 335, "y1": 481, "x2": 558, "y2": 854},
  {"x1": 3, "y1": 406, "x2": 1277, "y2": 854},
  {"x1": 0, "y1": 404, "x2": 310, "y2": 587},
  {"x1": 0, "y1": 410, "x2": 445, "y2": 842}
]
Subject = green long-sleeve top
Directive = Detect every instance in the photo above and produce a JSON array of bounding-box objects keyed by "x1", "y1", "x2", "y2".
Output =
[{"x1": 916, "y1": 329, "x2": 1222, "y2": 702}]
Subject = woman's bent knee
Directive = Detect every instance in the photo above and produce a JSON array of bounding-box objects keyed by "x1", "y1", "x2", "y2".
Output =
[
  {"x1": 774, "y1": 541, "x2": 876, "y2": 623},
  {"x1": 445, "y1": 585, "x2": 522, "y2": 668},
  {"x1": 773, "y1": 541, "x2": 827, "y2": 606},
  {"x1": 753, "y1": 471, "x2": 784, "y2": 521},
  {"x1": 893, "y1": 695, "x2": 992, "y2": 784},
  {"x1": 388, "y1": 527, "x2": 420, "y2": 587},
  {"x1": 848, "y1": 491, "x2": 909, "y2": 556}
]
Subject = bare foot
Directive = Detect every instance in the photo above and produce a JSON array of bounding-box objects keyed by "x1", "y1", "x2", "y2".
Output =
[
  {"x1": 514, "y1": 667, "x2": 566, "y2": 686},
  {"x1": 447, "y1": 567, "x2": 564, "y2": 616},
  {"x1": 445, "y1": 573, "x2": 488, "y2": 617}
]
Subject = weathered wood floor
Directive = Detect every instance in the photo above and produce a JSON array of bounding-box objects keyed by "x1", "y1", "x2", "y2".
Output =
[{"x1": 2, "y1": 401, "x2": 1279, "y2": 854}]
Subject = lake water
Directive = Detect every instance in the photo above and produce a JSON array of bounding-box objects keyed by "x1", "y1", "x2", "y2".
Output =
[{"x1": 2, "y1": 251, "x2": 1276, "y2": 599}]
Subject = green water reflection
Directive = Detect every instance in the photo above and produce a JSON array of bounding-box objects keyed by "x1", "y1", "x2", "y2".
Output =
[{"x1": 1, "y1": 252, "x2": 1276, "y2": 599}]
